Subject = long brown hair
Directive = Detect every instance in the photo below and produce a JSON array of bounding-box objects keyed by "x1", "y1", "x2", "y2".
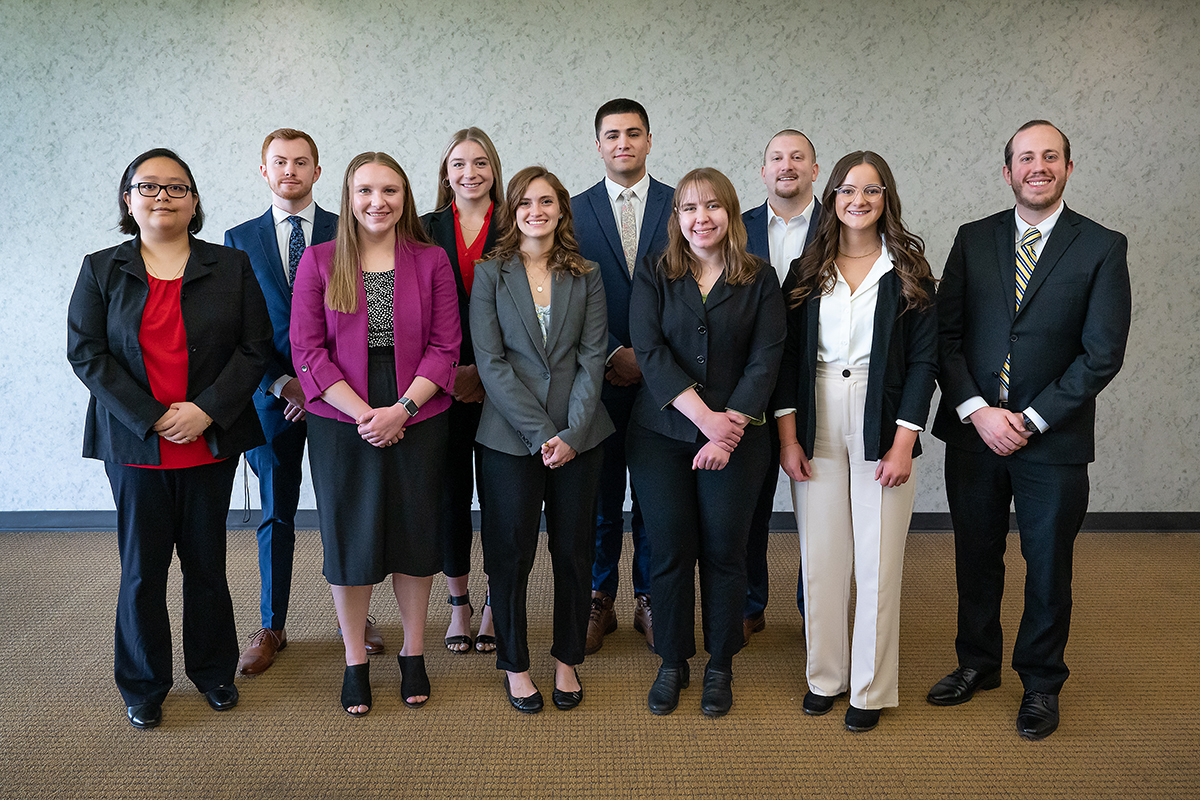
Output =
[
  {"x1": 327, "y1": 152, "x2": 432, "y2": 313},
  {"x1": 487, "y1": 166, "x2": 590, "y2": 277},
  {"x1": 659, "y1": 168, "x2": 760, "y2": 286},
  {"x1": 789, "y1": 151, "x2": 933, "y2": 311},
  {"x1": 433, "y1": 127, "x2": 506, "y2": 212}
]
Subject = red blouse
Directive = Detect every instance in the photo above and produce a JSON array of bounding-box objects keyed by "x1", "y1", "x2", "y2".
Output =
[
  {"x1": 137, "y1": 275, "x2": 219, "y2": 469},
  {"x1": 452, "y1": 200, "x2": 493, "y2": 295}
]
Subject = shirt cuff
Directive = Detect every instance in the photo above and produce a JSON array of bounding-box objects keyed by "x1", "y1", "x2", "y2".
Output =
[
  {"x1": 269, "y1": 374, "x2": 295, "y2": 399},
  {"x1": 956, "y1": 396, "x2": 988, "y2": 422},
  {"x1": 774, "y1": 407, "x2": 797, "y2": 419},
  {"x1": 896, "y1": 419, "x2": 923, "y2": 432},
  {"x1": 605, "y1": 345, "x2": 624, "y2": 366},
  {"x1": 1023, "y1": 407, "x2": 1049, "y2": 433}
]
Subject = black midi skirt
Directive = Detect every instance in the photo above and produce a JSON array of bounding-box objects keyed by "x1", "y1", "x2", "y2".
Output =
[{"x1": 307, "y1": 347, "x2": 448, "y2": 585}]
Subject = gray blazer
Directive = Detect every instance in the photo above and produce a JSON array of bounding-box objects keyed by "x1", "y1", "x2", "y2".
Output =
[{"x1": 470, "y1": 255, "x2": 615, "y2": 457}]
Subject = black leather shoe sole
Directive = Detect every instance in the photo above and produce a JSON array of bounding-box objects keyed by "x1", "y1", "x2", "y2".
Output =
[
  {"x1": 926, "y1": 668, "x2": 1002, "y2": 706},
  {"x1": 126, "y1": 703, "x2": 162, "y2": 729}
]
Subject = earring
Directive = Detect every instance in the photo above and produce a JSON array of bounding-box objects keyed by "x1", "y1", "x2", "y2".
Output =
[{"x1": 442, "y1": 178, "x2": 451, "y2": 188}]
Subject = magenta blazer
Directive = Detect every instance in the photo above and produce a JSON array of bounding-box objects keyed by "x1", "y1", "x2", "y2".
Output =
[{"x1": 290, "y1": 238, "x2": 461, "y2": 424}]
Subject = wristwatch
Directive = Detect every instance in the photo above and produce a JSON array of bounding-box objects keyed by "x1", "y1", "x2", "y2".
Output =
[
  {"x1": 398, "y1": 396, "x2": 419, "y2": 417},
  {"x1": 1021, "y1": 413, "x2": 1039, "y2": 435}
]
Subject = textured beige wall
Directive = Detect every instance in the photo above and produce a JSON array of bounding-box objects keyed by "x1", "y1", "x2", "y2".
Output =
[{"x1": 2, "y1": 0, "x2": 1196, "y2": 512}]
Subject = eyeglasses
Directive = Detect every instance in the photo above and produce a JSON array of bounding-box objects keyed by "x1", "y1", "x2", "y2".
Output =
[
  {"x1": 131, "y1": 182, "x2": 194, "y2": 199},
  {"x1": 834, "y1": 184, "x2": 885, "y2": 200}
]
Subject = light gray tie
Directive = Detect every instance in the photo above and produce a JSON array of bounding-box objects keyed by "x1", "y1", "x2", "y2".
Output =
[{"x1": 619, "y1": 189, "x2": 637, "y2": 277}]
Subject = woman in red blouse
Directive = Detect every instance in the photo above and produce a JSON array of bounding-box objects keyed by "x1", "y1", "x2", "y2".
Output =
[
  {"x1": 420, "y1": 128, "x2": 507, "y2": 656},
  {"x1": 67, "y1": 148, "x2": 272, "y2": 729}
]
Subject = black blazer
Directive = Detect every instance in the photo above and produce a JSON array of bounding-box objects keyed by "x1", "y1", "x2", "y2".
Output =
[
  {"x1": 629, "y1": 256, "x2": 786, "y2": 443},
  {"x1": 421, "y1": 206, "x2": 503, "y2": 368},
  {"x1": 773, "y1": 269, "x2": 938, "y2": 462},
  {"x1": 931, "y1": 205, "x2": 1131, "y2": 464},
  {"x1": 67, "y1": 237, "x2": 272, "y2": 465}
]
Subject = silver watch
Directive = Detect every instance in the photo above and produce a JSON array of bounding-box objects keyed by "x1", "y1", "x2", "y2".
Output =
[{"x1": 399, "y1": 396, "x2": 419, "y2": 416}]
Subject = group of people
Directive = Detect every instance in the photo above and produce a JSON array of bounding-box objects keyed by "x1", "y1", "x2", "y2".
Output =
[{"x1": 67, "y1": 99, "x2": 1130, "y2": 742}]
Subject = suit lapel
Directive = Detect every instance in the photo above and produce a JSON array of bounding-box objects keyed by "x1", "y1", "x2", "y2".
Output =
[
  {"x1": 804, "y1": 199, "x2": 822, "y2": 250},
  {"x1": 182, "y1": 237, "x2": 215, "y2": 285},
  {"x1": 588, "y1": 185, "x2": 626, "y2": 275},
  {"x1": 1016, "y1": 207, "x2": 1078, "y2": 318},
  {"x1": 312, "y1": 205, "x2": 338, "y2": 246},
  {"x1": 255, "y1": 209, "x2": 290, "y2": 298},
  {"x1": 703, "y1": 272, "x2": 735, "y2": 313},
  {"x1": 500, "y1": 258, "x2": 549, "y2": 364},
  {"x1": 993, "y1": 215, "x2": 1018, "y2": 322},
  {"x1": 544, "y1": 270, "x2": 574, "y2": 353},
  {"x1": 637, "y1": 181, "x2": 671, "y2": 263},
  {"x1": 392, "y1": 241, "x2": 423, "y2": 374}
]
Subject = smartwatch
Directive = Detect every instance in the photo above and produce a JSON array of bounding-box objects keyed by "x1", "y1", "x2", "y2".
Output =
[
  {"x1": 1021, "y1": 413, "x2": 1039, "y2": 435},
  {"x1": 399, "y1": 396, "x2": 419, "y2": 417}
]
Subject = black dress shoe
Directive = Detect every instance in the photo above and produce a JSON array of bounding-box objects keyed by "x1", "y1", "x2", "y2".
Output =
[
  {"x1": 503, "y1": 675, "x2": 543, "y2": 714},
  {"x1": 700, "y1": 666, "x2": 733, "y2": 718},
  {"x1": 845, "y1": 705, "x2": 881, "y2": 732},
  {"x1": 126, "y1": 702, "x2": 162, "y2": 729},
  {"x1": 802, "y1": 691, "x2": 842, "y2": 716},
  {"x1": 1016, "y1": 690, "x2": 1059, "y2": 740},
  {"x1": 927, "y1": 666, "x2": 1001, "y2": 706},
  {"x1": 204, "y1": 684, "x2": 239, "y2": 712},
  {"x1": 647, "y1": 664, "x2": 690, "y2": 716},
  {"x1": 552, "y1": 668, "x2": 583, "y2": 711}
]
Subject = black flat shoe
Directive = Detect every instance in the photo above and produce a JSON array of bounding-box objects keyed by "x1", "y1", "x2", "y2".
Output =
[
  {"x1": 1016, "y1": 690, "x2": 1059, "y2": 740},
  {"x1": 397, "y1": 654, "x2": 431, "y2": 708},
  {"x1": 552, "y1": 668, "x2": 583, "y2": 711},
  {"x1": 504, "y1": 675, "x2": 543, "y2": 714},
  {"x1": 803, "y1": 691, "x2": 843, "y2": 716},
  {"x1": 647, "y1": 663, "x2": 690, "y2": 716},
  {"x1": 927, "y1": 666, "x2": 1001, "y2": 706},
  {"x1": 700, "y1": 666, "x2": 733, "y2": 718},
  {"x1": 126, "y1": 702, "x2": 162, "y2": 729},
  {"x1": 341, "y1": 662, "x2": 372, "y2": 717},
  {"x1": 204, "y1": 684, "x2": 239, "y2": 712},
  {"x1": 845, "y1": 705, "x2": 881, "y2": 732}
]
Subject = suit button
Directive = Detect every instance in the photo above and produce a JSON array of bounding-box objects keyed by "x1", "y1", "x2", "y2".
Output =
[
  {"x1": 300, "y1": 365, "x2": 309, "y2": 372},
  {"x1": 542, "y1": 372, "x2": 550, "y2": 380},
  {"x1": 842, "y1": 369, "x2": 851, "y2": 378},
  {"x1": 189, "y1": 346, "x2": 197, "y2": 353},
  {"x1": 695, "y1": 383, "x2": 704, "y2": 391},
  {"x1": 1010, "y1": 334, "x2": 1018, "y2": 342},
  {"x1": 696, "y1": 355, "x2": 705, "y2": 364},
  {"x1": 697, "y1": 325, "x2": 707, "y2": 334},
  {"x1": 992, "y1": 371, "x2": 999, "y2": 377}
]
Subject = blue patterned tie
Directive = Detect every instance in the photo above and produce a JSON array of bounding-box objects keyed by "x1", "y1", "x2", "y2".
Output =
[
  {"x1": 999, "y1": 226, "x2": 1042, "y2": 395},
  {"x1": 287, "y1": 215, "x2": 305, "y2": 289}
]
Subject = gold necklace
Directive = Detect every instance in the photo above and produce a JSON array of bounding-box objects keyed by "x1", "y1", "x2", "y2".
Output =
[
  {"x1": 840, "y1": 244, "x2": 881, "y2": 259},
  {"x1": 530, "y1": 266, "x2": 551, "y2": 293},
  {"x1": 144, "y1": 257, "x2": 187, "y2": 281}
]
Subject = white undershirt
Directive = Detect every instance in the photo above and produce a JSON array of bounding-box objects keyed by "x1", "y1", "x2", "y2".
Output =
[{"x1": 766, "y1": 196, "x2": 815, "y2": 285}]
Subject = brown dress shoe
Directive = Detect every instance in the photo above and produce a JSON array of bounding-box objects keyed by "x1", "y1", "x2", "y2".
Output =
[
  {"x1": 238, "y1": 628, "x2": 287, "y2": 675},
  {"x1": 336, "y1": 615, "x2": 387, "y2": 655},
  {"x1": 585, "y1": 592, "x2": 617, "y2": 655},
  {"x1": 742, "y1": 612, "x2": 766, "y2": 647},
  {"x1": 633, "y1": 594, "x2": 655, "y2": 653}
]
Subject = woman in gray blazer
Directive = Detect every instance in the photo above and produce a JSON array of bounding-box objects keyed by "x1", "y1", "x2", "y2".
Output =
[{"x1": 470, "y1": 166, "x2": 614, "y2": 714}]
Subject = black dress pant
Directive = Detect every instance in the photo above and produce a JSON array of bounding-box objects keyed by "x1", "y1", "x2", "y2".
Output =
[
  {"x1": 105, "y1": 458, "x2": 240, "y2": 706},
  {"x1": 479, "y1": 445, "x2": 604, "y2": 673},
  {"x1": 439, "y1": 398, "x2": 484, "y2": 579},
  {"x1": 627, "y1": 421, "x2": 768, "y2": 670},
  {"x1": 944, "y1": 444, "x2": 1089, "y2": 694}
]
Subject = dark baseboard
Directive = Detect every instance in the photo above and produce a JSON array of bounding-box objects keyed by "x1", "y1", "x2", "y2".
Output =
[{"x1": 1, "y1": 509, "x2": 1196, "y2": 533}]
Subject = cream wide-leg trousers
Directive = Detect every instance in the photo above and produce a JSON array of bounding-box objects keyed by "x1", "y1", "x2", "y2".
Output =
[{"x1": 791, "y1": 362, "x2": 916, "y2": 710}]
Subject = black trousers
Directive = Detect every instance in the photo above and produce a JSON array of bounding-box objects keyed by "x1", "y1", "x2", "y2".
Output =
[
  {"x1": 439, "y1": 398, "x2": 483, "y2": 579},
  {"x1": 627, "y1": 422, "x2": 768, "y2": 670},
  {"x1": 105, "y1": 458, "x2": 240, "y2": 706},
  {"x1": 479, "y1": 444, "x2": 603, "y2": 673},
  {"x1": 944, "y1": 445, "x2": 1089, "y2": 694}
]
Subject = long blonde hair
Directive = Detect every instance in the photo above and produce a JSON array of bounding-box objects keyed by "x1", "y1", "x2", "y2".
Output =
[
  {"x1": 433, "y1": 128, "x2": 505, "y2": 212},
  {"x1": 658, "y1": 168, "x2": 760, "y2": 286},
  {"x1": 327, "y1": 152, "x2": 431, "y2": 313}
]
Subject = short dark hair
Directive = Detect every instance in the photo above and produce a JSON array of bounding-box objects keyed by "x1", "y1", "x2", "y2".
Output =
[
  {"x1": 118, "y1": 148, "x2": 204, "y2": 236},
  {"x1": 594, "y1": 98, "x2": 650, "y2": 139},
  {"x1": 261, "y1": 128, "x2": 320, "y2": 166},
  {"x1": 763, "y1": 129, "x2": 817, "y2": 165},
  {"x1": 1004, "y1": 120, "x2": 1071, "y2": 169}
]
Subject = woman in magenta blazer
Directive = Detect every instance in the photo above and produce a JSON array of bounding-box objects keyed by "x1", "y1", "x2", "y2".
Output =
[{"x1": 290, "y1": 151, "x2": 461, "y2": 716}]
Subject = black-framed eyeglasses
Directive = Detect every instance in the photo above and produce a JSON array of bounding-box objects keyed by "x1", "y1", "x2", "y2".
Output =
[
  {"x1": 131, "y1": 182, "x2": 194, "y2": 199},
  {"x1": 834, "y1": 184, "x2": 885, "y2": 200}
]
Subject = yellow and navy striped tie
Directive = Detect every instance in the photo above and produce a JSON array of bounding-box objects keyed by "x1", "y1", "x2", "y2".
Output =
[{"x1": 999, "y1": 227, "x2": 1042, "y2": 394}]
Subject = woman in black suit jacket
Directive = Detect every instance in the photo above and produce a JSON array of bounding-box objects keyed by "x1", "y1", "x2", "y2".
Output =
[
  {"x1": 420, "y1": 127, "x2": 507, "y2": 655},
  {"x1": 627, "y1": 168, "x2": 786, "y2": 718},
  {"x1": 67, "y1": 148, "x2": 271, "y2": 729},
  {"x1": 471, "y1": 166, "x2": 614, "y2": 713},
  {"x1": 774, "y1": 151, "x2": 937, "y2": 733}
]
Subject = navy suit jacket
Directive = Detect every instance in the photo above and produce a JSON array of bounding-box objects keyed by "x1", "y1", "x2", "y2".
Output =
[
  {"x1": 571, "y1": 177, "x2": 674, "y2": 356},
  {"x1": 931, "y1": 204, "x2": 1131, "y2": 464},
  {"x1": 225, "y1": 205, "x2": 338, "y2": 440},
  {"x1": 742, "y1": 197, "x2": 821, "y2": 294}
]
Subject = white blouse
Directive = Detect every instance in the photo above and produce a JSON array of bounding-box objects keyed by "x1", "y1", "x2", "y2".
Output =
[{"x1": 816, "y1": 246, "x2": 894, "y2": 367}]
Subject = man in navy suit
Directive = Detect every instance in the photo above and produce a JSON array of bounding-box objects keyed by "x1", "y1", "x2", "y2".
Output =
[
  {"x1": 927, "y1": 121, "x2": 1130, "y2": 740},
  {"x1": 741, "y1": 130, "x2": 821, "y2": 645},
  {"x1": 571, "y1": 99, "x2": 673, "y2": 654},
  {"x1": 225, "y1": 129, "x2": 379, "y2": 674}
]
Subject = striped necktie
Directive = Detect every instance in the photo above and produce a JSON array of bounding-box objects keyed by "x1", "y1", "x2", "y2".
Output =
[{"x1": 999, "y1": 226, "x2": 1042, "y2": 395}]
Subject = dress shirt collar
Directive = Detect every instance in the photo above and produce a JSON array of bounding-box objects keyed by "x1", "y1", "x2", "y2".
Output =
[
  {"x1": 272, "y1": 201, "x2": 316, "y2": 228},
  {"x1": 1014, "y1": 200, "x2": 1064, "y2": 243},
  {"x1": 834, "y1": 240, "x2": 894, "y2": 295},
  {"x1": 767, "y1": 195, "x2": 815, "y2": 228},
  {"x1": 605, "y1": 172, "x2": 651, "y2": 204}
]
